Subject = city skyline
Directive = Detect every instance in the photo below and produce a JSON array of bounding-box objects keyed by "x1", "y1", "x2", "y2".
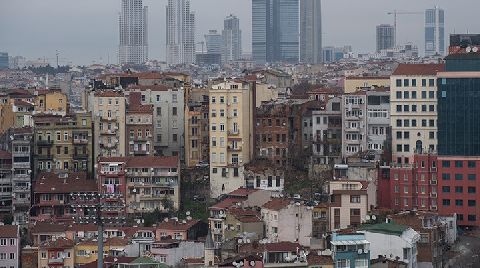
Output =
[{"x1": 2, "y1": 0, "x2": 480, "y2": 65}]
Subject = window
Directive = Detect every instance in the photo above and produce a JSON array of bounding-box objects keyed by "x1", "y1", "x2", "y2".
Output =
[
  {"x1": 9, "y1": 253, "x2": 14, "y2": 260},
  {"x1": 442, "y1": 199, "x2": 450, "y2": 206},
  {"x1": 442, "y1": 161, "x2": 450, "y2": 168},
  {"x1": 468, "y1": 200, "x2": 476, "y2": 207},
  {"x1": 336, "y1": 259, "x2": 350, "y2": 268},
  {"x1": 396, "y1": 131, "x2": 402, "y2": 139},
  {"x1": 403, "y1": 248, "x2": 410, "y2": 259},
  {"x1": 457, "y1": 214, "x2": 464, "y2": 221},
  {"x1": 404, "y1": 79, "x2": 410, "y2": 87},
  {"x1": 412, "y1": 119, "x2": 417, "y2": 127},
  {"x1": 404, "y1": 91, "x2": 409, "y2": 99},
  {"x1": 211, "y1": 96, "x2": 216, "y2": 103},
  {"x1": 172, "y1": 107, "x2": 177, "y2": 116},
  {"x1": 172, "y1": 134, "x2": 178, "y2": 142},
  {"x1": 172, "y1": 94, "x2": 177, "y2": 103},
  {"x1": 412, "y1": 105, "x2": 417, "y2": 112},
  {"x1": 404, "y1": 132, "x2": 410, "y2": 139},
  {"x1": 350, "y1": 195, "x2": 360, "y2": 203},
  {"x1": 0, "y1": 239, "x2": 5, "y2": 246},
  {"x1": 468, "y1": 187, "x2": 476, "y2": 193},
  {"x1": 404, "y1": 105, "x2": 409, "y2": 112},
  {"x1": 455, "y1": 174, "x2": 463, "y2": 180},
  {"x1": 421, "y1": 105, "x2": 427, "y2": 112},
  {"x1": 412, "y1": 91, "x2": 417, "y2": 99},
  {"x1": 422, "y1": 79, "x2": 427, "y2": 87},
  {"x1": 455, "y1": 161, "x2": 463, "y2": 168},
  {"x1": 396, "y1": 120, "x2": 402, "y2": 127},
  {"x1": 396, "y1": 91, "x2": 402, "y2": 99},
  {"x1": 468, "y1": 174, "x2": 476, "y2": 181},
  {"x1": 355, "y1": 259, "x2": 368, "y2": 268},
  {"x1": 456, "y1": 199, "x2": 463, "y2": 206},
  {"x1": 468, "y1": 161, "x2": 476, "y2": 168},
  {"x1": 429, "y1": 132, "x2": 435, "y2": 139},
  {"x1": 468, "y1": 215, "x2": 476, "y2": 222},
  {"x1": 396, "y1": 79, "x2": 402, "y2": 87},
  {"x1": 429, "y1": 105, "x2": 435, "y2": 112},
  {"x1": 396, "y1": 105, "x2": 402, "y2": 112},
  {"x1": 442, "y1": 173, "x2": 450, "y2": 180},
  {"x1": 9, "y1": 239, "x2": 14, "y2": 246},
  {"x1": 442, "y1": 186, "x2": 450, "y2": 193},
  {"x1": 429, "y1": 91, "x2": 435, "y2": 98},
  {"x1": 429, "y1": 79, "x2": 435, "y2": 87},
  {"x1": 412, "y1": 79, "x2": 417, "y2": 86}
]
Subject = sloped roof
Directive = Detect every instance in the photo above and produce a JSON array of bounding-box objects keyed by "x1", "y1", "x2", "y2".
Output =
[
  {"x1": 359, "y1": 222, "x2": 409, "y2": 236},
  {"x1": 262, "y1": 198, "x2": 291, "y2": 211},
  {"x1": 392, "y1": 64, "x2": 444, "y2": 76},
  {"x1": 0, "y1": 225, "x2": 19, "y2": 238},
  {"x1": 34, "y1": 172, "x2": 97, "y2": 193}
]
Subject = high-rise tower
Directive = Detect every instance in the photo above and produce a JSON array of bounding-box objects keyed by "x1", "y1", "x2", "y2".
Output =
[
  {"x1": 222, "y1": 14, "x2": 242, "y2": 62},
  {"x1": 425, "y1": 6, "x2": 445, "y2": 56},
  {"x1": 166, "y1": 0, "x2": 196, "y2": 65},
  {"x1": 119, "y1": 0, "x2": 148, "y2": 65},
  {"x1": 300, "y1": 0, "x2": 322, "y2": 64},
  {"x1": 376, "y1": 24, "x2": 395, "y2": 52}
]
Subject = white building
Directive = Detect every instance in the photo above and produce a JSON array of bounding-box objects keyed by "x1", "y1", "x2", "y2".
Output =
[
  {"x1": 341, "y1": 93, "x2": 368, "y2": 159},
  {"x1": 222, "y1": 14, "x2": 242, "y2": 62},
  {"x1": 360, "y1": 223, "x2": 420, "y2": 268},
  {"x1": 366, "y1": 88, "x2": 390, "y2": 156},
  {"x1": 166, "y1": 0, "x2": 195, "y2": 65},
  {"x1": 390, "y1": 64, "x2": 444, "y2": 164},
  {"x1": 119, "y1": 0, "x2": 148, "y2": 65}
]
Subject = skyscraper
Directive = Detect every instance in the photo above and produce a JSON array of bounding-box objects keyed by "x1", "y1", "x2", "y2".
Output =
[
  {"x1": 425, "y1": 6, "x2": 445, "y2": 56},
  {"x1": 204, "y1": 30, "x2": 222, "y2": 54},
  {"x1": 119, "y1": 0, "x2": 148, "y2": 65},
  {"x1": 252, "y1": 0, "x2": 299, "y2": 64},
  {"x1": 376, "y1": 24, "x2": 395, "y2": 52},
  {"x1": 166, "y1": 0, "x2": 196, "y2": 65},
  {"x1": 300, "y1": 0, "x2": 322, "y2": 64},
  {"x1": 222, "y1": 14, "x2": 242, "y2": 62}
]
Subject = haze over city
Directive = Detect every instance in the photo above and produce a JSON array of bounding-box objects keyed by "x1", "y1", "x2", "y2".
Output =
[{"x1": 2, "y1": 0, "x2": 480, "y2": 65}]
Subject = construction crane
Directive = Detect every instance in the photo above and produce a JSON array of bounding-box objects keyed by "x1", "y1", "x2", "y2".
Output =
[{"x1": 387, "y1": 10, "x2": 423, "y2": 46}]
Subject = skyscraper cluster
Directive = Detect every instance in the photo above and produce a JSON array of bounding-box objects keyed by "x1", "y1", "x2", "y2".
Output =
[
  {"x1": 118, "y1": 0, "x2": 148, "y2": 65},
  {"x1": 166, "y1": 0, "x2": 196, "y2": 65}
]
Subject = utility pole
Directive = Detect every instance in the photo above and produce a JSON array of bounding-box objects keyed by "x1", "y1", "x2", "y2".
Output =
[{"x1": 70, "y1": 192, "x2": 126, "y2": 268}]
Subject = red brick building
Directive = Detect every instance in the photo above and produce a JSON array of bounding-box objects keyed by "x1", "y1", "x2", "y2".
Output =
[
  {"x1": 390, "y1": 154, "x2": 438, "y2": 211},
  {"x1": 437, "y1": 157, "x2": 480, "y2": 226}
]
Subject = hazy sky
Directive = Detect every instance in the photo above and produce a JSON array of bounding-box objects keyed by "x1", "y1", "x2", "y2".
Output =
[{"x1": 1, "y1": 0, "x2": 480, "y2": 65}]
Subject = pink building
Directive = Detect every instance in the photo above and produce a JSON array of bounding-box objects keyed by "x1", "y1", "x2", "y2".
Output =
[{"x1": 0, "y1": 225, "x2": 20, "y2": 268}]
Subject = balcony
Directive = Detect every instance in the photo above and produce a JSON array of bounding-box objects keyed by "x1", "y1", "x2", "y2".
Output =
[
  {"x1": 100, "y1": 117, "x2": 117, "y2": 122},
  {"x1": 13, "y1": 186, "x2": 29, "y2": 192},
  {"x1": 100, "y1": 129, "x2": 117, "y2": 135},
  {"x1": 227, "y1": 130, "x2": 240, "y2": 136},
  {"x1": 13, "y1": 162, "x2": 30, "y2": 169},
  {"x1": 73, "y1": 154, "x2": 89, "y2": 160},
  {"x1": 73, "y1": 139, "x2": 89, "y2": 145},
  {"x1": 0, "y1": 164, "x2": 11, "y2": 170},
  {"x1": 37, "y1": 140, "x2": 53, "y2": 146},
  {"x1": 133, "y1": 150, "x2": 149, "y2": 156},
  {"x1": 36, "y1": 154, "x2": 53, "y2": 160},
  {"x1": 227, "y1": 162, "x2": 240, "y2": 168},
  {"x1": 12, "y1": 151, "x2": 30, "y2": 157},
  {"x1": 227, "y1": 146, "x2": 242, "y2": 152},
  {"x1": 48, "y1": 258, "x2": 64, "y2": 265},
  {"x1": 100, "y1": 143, "x2": 117, "y2": 149}
]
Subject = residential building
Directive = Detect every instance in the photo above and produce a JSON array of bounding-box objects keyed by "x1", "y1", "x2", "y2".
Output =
[
  {"x1": 390, "y1": 153, "x2": 438, "y2": 211},
  {"x1": 376, "y1": 24, "x2": 395, "y2": 52},
  {"x1": 10, "y1": 127, "x2": 33, "y2": 224},
  {"x1": 0, "y1": 221, "x2": 19, "y2": 268},
  {"x1": 0, "y1": 150, "x2": 12, "y2": 217},
  {"x1": 38, "y1": 238, "x2": 75, "y2": 268},
  {"x1": 119, "y1": 0, "x2": 148, "y2": 64},
  {"x1": 184, "y1": 87, "x2": 209, "y2": 168},
  {"x1": 126, "y1": 92, "x2": 154, "y2": 156},
  {"x1": 328, "y1": 180, "x2": 368, "y2": 230},
  {"x1": 390, "y1": 211, "x2": 455, "y2": 268},
  {"x1": 300, "y1": 0, "x2": 322, "y2": 64},
  {"x1": 252, "y1": 0, "x2": 299, "y2": 64},
  {"x1": 425, "y1": 6, "x2": 445, "y2": 56},
  {"x1": 311, "y1": 96, "x2": 342, "y2": 165},
  {"x1": 238, "y1": 242, "x2": 309, "y2": 267},
  {"x1": 31, "y1": 172, "x2": 97, "y2": 223},
  {"x1": 366, "y1": 88, "x2": 390, "y2": 156},
  {"x1": 344, "y1": 76, "x2": 390, "y2": 94},
  {"x1": 126, "y1": 84, "x2": 185, "y2": 158},
  {"x1": 12, "y1": 99, "x2": 34, "y2": 128},
  {"x1": 91, "y1": 91, "x2": 127, "y2": 164},
  {"x1": 151, "y1": 240, "x2": 205, "y2": 266},
  {"x1": 359, "y1": 223, "x2": 420, "y2": 268},
  {"x1": 74, "y1": 238, "x2": 128, "y2": 266},
  {"x1": 222, "y1": 14, "x2": 242, "y2": 62},
  {"x1": 244, "y1": 160, "x2": 284, "y2": 191},
  {"x1": 223, "y1": 207, "x2": 264, "y2": 241},
  {"x1": 125, "y1": 156, "x2": 180, "y2": 212},
  {"x1": 33, "y1": 113, "x2": 93, "y2": 176},
  {"x1": 312, "y1": 204, "x2": 329, "y2": 249},
  {"x1": 155, "y1": 219, "x2": 208, "y2": 241},
  {"x1": 342, "y1": 92, "x2": 368, "y2": 159},
  {"x1": 166, "y1": 0, "x2": 195, "y2": 65},
  {"x1": 0, "y1": 101, "x2": 15, "y2": 134},
  {"x1": 261, "y1": 198, "x2": 313, "y2": 247},
  {"x1": 34, "y1": 88, "x2": 68, "y2": 114},
  {"x1": 331, "y1": 233, "x2": 370, "y2": 268},
  {"x1": 390, "y1": 64, "x2": 444, "y2": 164},
  {"x1": 97, "y1": 157, "x2": 128, "y2": 216},
  {"x1": 208, "y1": 80, "x2": 254, "y2": 198}
]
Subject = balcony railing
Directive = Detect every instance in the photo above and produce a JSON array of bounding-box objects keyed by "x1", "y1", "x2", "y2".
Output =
[
  {"x1": 227, "y1": 130, "x2": 240, "y2": 136},
  {"x1": 48, "y1": 258, "x2": 64, "y2": 264},
  {"x1": 73, "y1": 154, "x2": 89, "y2": 159},
  {"x1": 73, "y1": 139, "x2": 89, "y2": 145}
]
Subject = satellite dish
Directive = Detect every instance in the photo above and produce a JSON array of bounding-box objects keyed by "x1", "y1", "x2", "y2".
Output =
[
  {"x1": 250, "y1": 261, "x2": 256, "y2": 266},
  {"x1": 372, "y1": 215, "x2": 377, "y2": 220},
  {"x1": 473, "y1": 47, "x2": 479, "y2": 53},
  {"x1": 466, "y1": 46, "x2": 472, "y2": 53},
  {"x1": 357, "y1": 249, "x2": 363, "y2": 254},
  {"x1": 366, "y1": 215, "x2": 371, "y2": 220},
  {"x1": 186, "y1": 211, "x2": 190, "y2": 216}
]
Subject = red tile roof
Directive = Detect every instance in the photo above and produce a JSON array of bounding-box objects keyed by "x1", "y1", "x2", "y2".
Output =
[
  {"x1": 307, "y1": 254, "x2": 333, "y2": 265},
  {"x1": 31, "y1": 222, "x2": 68, "y2": 233},
  {"x1": 127, "y1": 85, "x2": 169, "y2": 91},
  {"x1": 156, "y1": 219, "x2": 200, "y2": 231},
  {"x1": 0, "y1": 225, "x2": 19, "y2": 238},
  {"x1": 0, "y1": 150, "x2": 11, "y2": 159},
  {"x1": 392, "y1": 64, "x2": 445, "y2": 76},
  {"x1": 345, "y1": 76, "x2": 390, "y2": 80},
  {"x1": 34, "y1": 172, "x2": 97, "y2": 193},
  {"x1": 14, "y1": 99, "x2": 34, "y2": 106},
  {"x1": 228, "y1": 187, "x2": 258, "y2": 197},
  {"x1": 39, "y1": 237, "x2": 74, "y2": 249},
  {"x1": 210, "y1": 197, "x2": 244, "y2": 210},
  {"x1": 127, "y1": 156, "x2": 178, "y2": 168},
  {"x1": 262, "y1": 198, "x2": 291, "y2": 211}
]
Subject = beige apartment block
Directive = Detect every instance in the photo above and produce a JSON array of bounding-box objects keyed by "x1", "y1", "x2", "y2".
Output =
[
  {"x1": 208, "y1": 80, "x2": 254, "y2": 198},
  {"x1": 344, "y1": 76, "x2": 390, "y2": 93},
  {"x1": 328, "y1": 180, "x2": 368, "y2": 231},
  {"x1": 390, "y1": 64, "x2": 444, "y2": 164}
]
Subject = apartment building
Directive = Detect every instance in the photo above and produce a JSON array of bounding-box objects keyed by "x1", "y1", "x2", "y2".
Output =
[
  {"x1": 126, "y1": 92, "x2": 154, "y2": 156},
  {"x1": 344, "y1": 76, "x2": 390, "y2": 93},
  {"x1": 31, "y1": 172, "x2": 97, "y2": 223},
  {"x1": 390, "y1": 64, "x2": 444, "y2": 164},
  {"x1": 33, "y1": 113, "x2": 93, "y2": 176},
  {"x1": 331, "y1": 233, "x2": 370, "y2": 268},
  {"x1": 244, "y1": 160, "x2": 285, "y2": 191},
  {"x1": 366, "y1": 88, "x2": 390, "y2": 156},
  {"x1": 126, "y1": 85, "x2": 184, "y2": 158},
  {"x1": 97, "y1": 156, "x2": 180, "y2": 214},
  {"x1": 390, "y1": 154, "x2": 438, "y2": 211},
  {"x1": 341, "y1": 92, "x2": 368, "y2": 159},
  {"x1": 91, "y1": 91, "x2": 127, "y2": 164},
  {"x1": 328, "y1": 180, "x2": 368, "y2": 230},
  {"x1": 38, "y1": 238, "x2": 75, "y2": 268},
  {"x1": 34, "y1": 88, "x2": 68, "y2": 114},
  {"x1": 0, "y1": 150, "x2": 12, "y2": 217},
  {"x1": 311, "y1": 96, "x2": 342, "y2": 165},
  {"x1": 261, "y1": 198, "x2": 313, "y2": 247},
  {"x1": 184, "y1": 87, "x2": 209, "y2": 168},
  {"x1": 0, "y1": 225, "x2": 20, "y2": 268},
  {"x1": 10, "y1": 127, "x2": 33, "y2": 224},
  {"x1": 208, "y1": 80, "x2": 254, "y2": 198}
]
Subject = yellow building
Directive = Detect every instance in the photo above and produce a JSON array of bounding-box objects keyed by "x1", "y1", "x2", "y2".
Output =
[
  {"x1": 344, "y1": 76, "x2": 390, "y2": 93},
  {"x1": 33, "y1": 112, "x2": 93, "y2": 176},
  {"x1": 208, "y1": 80, "x2": 255, "y2": 198},
  {"x1": 38, "y1": 238, "x2": 75, "y2": 268},
  {"x1": 74, "y1": 238, "x2": 127, "y2": 266},
  {"x1": 0, "y1": 102, "x2": 15, "y2": 134},
  {"x1": 34, "y1": 89, "x2": 69, "y2": 113}
]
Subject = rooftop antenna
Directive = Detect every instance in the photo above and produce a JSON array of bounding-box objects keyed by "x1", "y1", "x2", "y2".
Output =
[{"x1": 56, "y1": 50, "x2": 59, "y2": 68}]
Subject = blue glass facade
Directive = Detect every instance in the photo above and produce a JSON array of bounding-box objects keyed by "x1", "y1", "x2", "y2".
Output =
[
  {"x1": 425, "y1": 7, "x2": 445, "y2": 56},
  {"x1": 0, "y1": 52, "x2": 8, "y2": 69},
  {"x1": 252, "y1": 0, "x2": 299, "y2": 64}
]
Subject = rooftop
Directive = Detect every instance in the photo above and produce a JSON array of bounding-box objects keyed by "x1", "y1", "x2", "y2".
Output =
[
  {"x1": 392, "y1": 63, "x2": 445, "y2": 76},
  {"x1": 262, "y1": 198, "x2": 291, "y2": 211},
  {"x1": 34, "y1": 172, "x2": 97, "y2": 193},
  {"x1": 359, "y1": 222, "x2": 409, "y2": 236},
  {"x1": 0, "y1": 225, "x2": 19, "y2": 238}
]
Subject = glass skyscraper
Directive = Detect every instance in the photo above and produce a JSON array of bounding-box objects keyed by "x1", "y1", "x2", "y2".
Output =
[
  {"x1": 166, "y1": 0, "x2": 195, "y2": 65},
  {"x1": 222, "y1": 15, "x2": 242, "y2": 62},
  {"x1": 118, "y1": 0, "x2": 148, "y2": 65},
  {"x1": 300, "y1": 0, "x2": 322, "y2": 64},
  {"x1": 376, "y1": 24, "x2": 395, "y2": 52},
  {"x1": 252, "y1": 0, "x2": 299, "y2": 64},
  {"x1": 425, "y1": 6, "x2": 445, "y2": 56}
]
